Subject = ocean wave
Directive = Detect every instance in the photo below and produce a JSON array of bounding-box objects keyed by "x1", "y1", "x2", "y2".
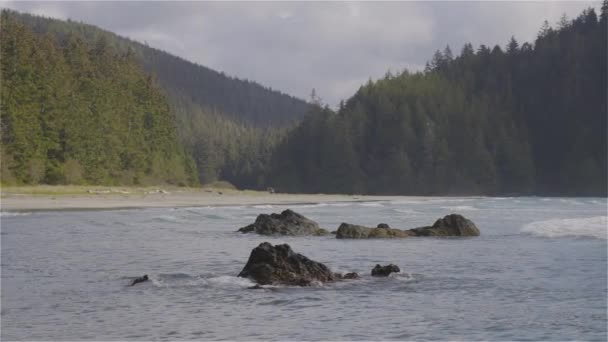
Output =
[
  {"x1": 358, "y1": 202, "x2": 384, "y2": 207},
  {"x1": 0, "y1": 211, "x2": 31, "y2": 217},
  {"x1": 391, "y1": 208, "x2": 418, "y2": 215},
  {"x1": 440, "y1": 205, "x2": 477, "y2": 211},
  {"x1": 521, "y1": 216, "x2": 607, "y2": 240},
  {"x1": 251, "y1": 205, "x2": 273, "y2": 209},
  {"x1": 152, "y1": 215, "x2": 190, "y2": 223}
]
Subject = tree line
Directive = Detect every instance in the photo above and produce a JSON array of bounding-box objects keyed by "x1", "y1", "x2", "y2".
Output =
[
  {"x1": 1, "y1": 12, "x2": 197, "y2": 185},
  {"x1": 269, "y1": 6, "x2": 607, "y2": 196},
  {"x1": 2, "y1": 6, "x2": 605, "y2": 196}
]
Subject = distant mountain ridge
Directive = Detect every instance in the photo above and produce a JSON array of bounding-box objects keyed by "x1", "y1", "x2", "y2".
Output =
[{"x1": 5, "y1": 9, "x2": 310, "y2": 127}]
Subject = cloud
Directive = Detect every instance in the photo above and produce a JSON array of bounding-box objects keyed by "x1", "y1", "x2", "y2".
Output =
[{"x1": 0, "y1": 1, "x2": 598, "y2": 107}]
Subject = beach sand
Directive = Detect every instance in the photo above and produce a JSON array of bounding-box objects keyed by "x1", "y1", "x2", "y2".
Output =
[{"x1": 0, "y1": 186, "x2": 397, "y2": 211}]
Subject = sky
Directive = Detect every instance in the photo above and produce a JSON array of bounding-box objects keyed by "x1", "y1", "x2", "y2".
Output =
[{"x1": 1, "y1": 1, "x2": 599, "y2": 106}]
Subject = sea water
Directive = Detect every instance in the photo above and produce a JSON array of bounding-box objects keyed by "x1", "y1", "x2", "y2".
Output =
[{"x1": 1, "y1": 197, "x2": 606, "y2": 340}]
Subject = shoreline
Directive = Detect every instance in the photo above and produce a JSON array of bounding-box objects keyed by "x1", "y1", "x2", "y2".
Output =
[{"x1": 0, "y1": 186, "x2": 400, "y2": 212}]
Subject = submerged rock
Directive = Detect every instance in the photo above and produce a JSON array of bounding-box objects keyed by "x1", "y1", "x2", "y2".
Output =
[
  {"x1": 130, "y1": 274, "x2": 149, "y2": 286},
  {"x1": 371, "y1": 264, "x2": 400, "y2": 277},
  {"x1": 335, "y1": 214, "x2": 480, "y2": 239},
  {"x1": 238, "y1": 209, "x2": 328, "y2": 236},
  {"x1": 238, "y1": 242, "x2": 335, "y2": 286},
  {"x1": 334, "y1": 272, "x2": 360, "y2": 280},
  {"x1": 409, "y1": 214, "x2": 480, "y2": 237}
]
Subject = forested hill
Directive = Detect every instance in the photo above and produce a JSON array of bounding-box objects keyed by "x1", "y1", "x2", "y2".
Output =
[
  {"x1": 1, "y1": 9, "x2": 304, "y2": 188},
  {"x1": 4, "y1": 10, "x2": 310, "y2": 127},
  {"x1": 270, "y1": 6, "x2": 607, "y2": 196},
  {"x1": 0, "y1": 12, "x2": 198, "y2": 186}
]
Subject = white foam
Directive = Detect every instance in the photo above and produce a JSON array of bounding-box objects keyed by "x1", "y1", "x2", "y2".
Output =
[
  {"x1": 521, "y1": 216, "x2": 607, "y2": 240},
  {"x1": 0, "y1": 212, "x2": 31, "y2": 217},
  {"x1": 205, "y1": 275, "x2": 255, "y2": 288},
  {"x1": 252, "y1": 205, "x2": 273, "y2": 209},
  {"x1": 440, "y1": 205, "x2": 477, "y2": 211},
  {"x1": 392, "y1": 208, "x2": 417, "y2": 215},
  {"x1": 358, "y1": 202, "x2": 384, "y2": 207}
]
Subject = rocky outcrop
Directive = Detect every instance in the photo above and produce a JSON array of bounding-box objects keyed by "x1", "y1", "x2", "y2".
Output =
[
  {"x1": 371, "y1": 264, "x2": 400, "y2": 277},
  {"x1": 130, "y1": 274, "x2": 149, "y2": 286},
  {"x1": 335, "y1": 214, "x2": 480, "y2": 239},
  {"x1": 335, "y1": 223, "x2": 414, "y2": 239},
  {"x1": 409, "y1": 214, "x2": 480, "y2": 237},
  {"x1": 238, "y1": 209, "x2": 328, "y2": 236},
  {"x1": 238, "y1": 242, "x2": 335, "y2": 286},
  {"x1": 334, "y1": 272, "x2": 360, "y2": 280}
]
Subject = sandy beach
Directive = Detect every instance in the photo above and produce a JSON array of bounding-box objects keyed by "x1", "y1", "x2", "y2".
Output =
[{"x1": 0, "y1": 186, "x2": 397, "y2": 211}]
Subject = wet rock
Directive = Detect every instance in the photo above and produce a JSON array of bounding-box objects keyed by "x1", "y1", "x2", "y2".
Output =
[
  {"x1": 238, "y1": 242, "x2": 335, "y2": 286},
  {"x1": 238, "y1": 209, "x2": 328, "y2": 236},
  {"x1": 409, "y1": 214, "x2": 480, "y2": 237},
  {"x1": 130, "y1": 274, "x2": 149, "y2": 286},
  {"x1": 334, "y1": 272, "x2": 360, "y2": 280},
  {"x1": 371, "y1": 264, "x2": 400, "y2": 277},
  {"x1": 335, "y1": 214, "x2": 480, "y2": 239},
  {"x1": 336, "y1": 223, "x2": 414, "y2": 239}
]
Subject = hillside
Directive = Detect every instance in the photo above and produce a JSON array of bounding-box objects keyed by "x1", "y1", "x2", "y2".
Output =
[
  {"x1": 0, "y1": 12, "x2": 197, "y2": 186},
  {"x1": 2, "y1": 9, "x2": 306, "y2": 188},
  {"x1": 269, "y1": 6, "x2": 607, "y2": 196},
  {"x1": 5, "y1": 10, "x2": 310, "y2": 127}
]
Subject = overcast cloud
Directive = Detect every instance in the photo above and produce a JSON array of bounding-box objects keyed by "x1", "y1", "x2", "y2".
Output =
[{"x1": 1, "y1": 1, "x2": 598, "y2": 106}]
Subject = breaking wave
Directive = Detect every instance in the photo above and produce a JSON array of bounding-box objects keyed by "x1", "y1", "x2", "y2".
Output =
[
  {"x1": 440, "y1": 205, "x2": 477, "y2": 211},
  {"x1": 521, "y1": 216, "x2": 607, "y2": 240},
  {"x1": 0, "y1": 212, "x2": 31, "y2": 218}
]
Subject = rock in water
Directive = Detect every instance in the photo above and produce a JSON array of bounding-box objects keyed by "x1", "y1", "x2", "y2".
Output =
[
  {"x1": 130, "y1": 274, "x2": 149, "y2": 286},
  {"x1": 409, "y1": 214, "x2": 480, "y2": 237},
  {"x1": 238, "y1": 209, "x2": 328, "y2": 236},
  {"x1": 371, "y1": 264, "x2": 400, "y2": 277},
  {"x1": 336, "y1": 223, "x2": 414, "y2": 239},
  {"x1": 335, "y1": 214, "x2": 480, "y2": 239},
  {"x1": 238, "y1": 242, "x2": 335, "y2": 286}
]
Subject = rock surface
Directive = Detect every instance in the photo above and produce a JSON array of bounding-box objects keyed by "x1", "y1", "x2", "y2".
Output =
[
  {"x1": 335, "y1": 223, "x2": 414, "y2": 239},
  {"x1": 334, "y1": 272, "x2": 360, "y2": 280},
  {"x1": 371, "y1": 264, "x2": 400, "y2": 277},
  {"x1": 409, "y1": 214, "x2": 480, "y2": 237},
  {"x1": 238, "y1": 242, "x2": 335, "y2": 285},
  {"x1": 238, "y1": 209, "x2": 328, "y2": 236},
  {"x1": 335, "y1": 214, "x2": 480, "y2": 239}
]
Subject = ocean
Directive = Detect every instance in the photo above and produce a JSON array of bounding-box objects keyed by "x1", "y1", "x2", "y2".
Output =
[{"x1": 1, "y1": 197, "x2": 606, "y2": 340}]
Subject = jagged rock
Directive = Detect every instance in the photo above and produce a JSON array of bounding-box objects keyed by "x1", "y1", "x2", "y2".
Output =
[
  {"x1": 409, "y1": 214, "x2": 480, "y2": 237},
  {"x1": 334, "y1": 272, "x2": 360, "y2": 280},
  {"x1": 130, "y1": 274, "x2": 149, "y2": 286},
  {"x1": 336, "y1": 223, "x2": 414, "y2": 239},
  {"x1": 335, "y1": 214, "x2": 480, "y2": 239},
  {"x1": 238, "y1": 242, "x2": 335, "y2": 286},
  {"x1": 371, "y1": 264, "x2": 400, "y2": 277},
  {"x1": 238, "y1": 209, "x2": 328, "y2": 236}
]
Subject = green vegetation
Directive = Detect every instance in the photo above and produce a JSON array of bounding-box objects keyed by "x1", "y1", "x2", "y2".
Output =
[
  {"x1": 269, "y1": 6, "x2": 607, "y2": 196},
  {"x1": 2, "y1": 9, "x2": 304, "y2": 189},
  {"x1": 1, "y1": 6, "x2": 605, "y2": 196},
  {"x1": 0, "y1": 12, "x2": 197, "y2": 186}
]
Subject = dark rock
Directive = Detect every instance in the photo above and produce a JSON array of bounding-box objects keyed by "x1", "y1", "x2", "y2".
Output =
[
  {"x1": 334, "y1": 272, "x2": 360, "y2": 280},
  {"x1": 238, "y1": 209, "x2": 328, "y2": 236},
  {"x1": 408, "y1": 214, "x2": 480, "y2": 237},
  {"x1": 371, "y1": 264, "x2": 400, "y2": 277},
  {"x1": 335, "y1": 214, "x2": 480, "y2": 239},
  {"x1": 342, "y1": 272, "x2": 360, "y2": 279},
  {"x1": 130, "y1": 274, "x2": 149, "y2": 286},
  {"x1": 238, "y1": 242, "x2": 335, "y2": 286},
  {"x1": 336, "y1": 223, "x2": 414, "y2": 239}
]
